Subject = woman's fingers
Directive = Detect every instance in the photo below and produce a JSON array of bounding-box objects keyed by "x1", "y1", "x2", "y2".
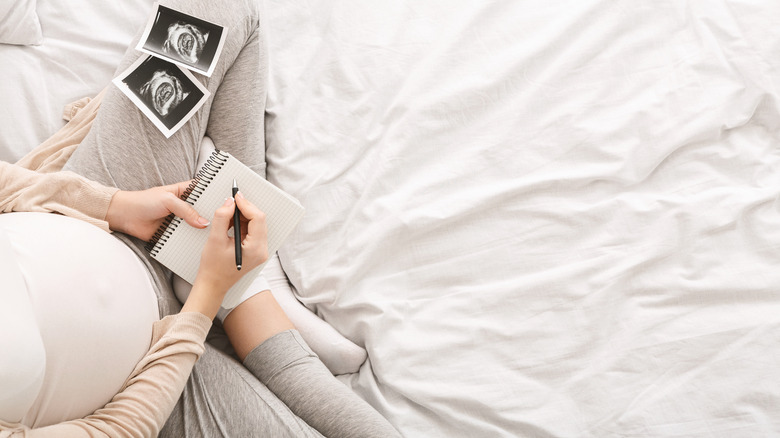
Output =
[
  {"x1": 234, "y1": 192, "x2": 266, "y2": 236},
  {"x1": 234, "y1": 192, "x2": 268, "y2": 264},
  {"x1": 160, "y1": 180, "x2": 209, "y2": 229},
  {"x1": 172, "y1": 180, "x2": 194, "y2": 198},
  {"x1": 162, "y1": 192, "x2": 210, "y2": 229},
  {"x1": 209, "y1": 197, "x2": 236, "y2": 241},
  {"x1": 194, "y1": 194, "x2": 269, "y2": 294},
  {"x1": 199, "y1": 194, "x2": 268, "y2": 274}
]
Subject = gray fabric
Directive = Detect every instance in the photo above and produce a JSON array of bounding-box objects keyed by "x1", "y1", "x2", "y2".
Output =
[
  {"x1": 161, "y1": 341, "x2": 324, "y2": 438},
  {"x1": 245, "y1": 330, "x2": 402, "y2": 438},
  {"x1": 62, "y1": 0, "x2": 399, "y2": 436},
  {"x1": 63, "y1": 0, "x2": 267, "y2": 319}
]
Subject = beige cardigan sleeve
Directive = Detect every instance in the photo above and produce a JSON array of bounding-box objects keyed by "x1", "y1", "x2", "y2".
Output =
[
  {"x1": 0, "y1": 162, "x2": 118, "y2": 232},
  {"x1": 0, "y1": 312, "x2": 212, "y2": 438},
  {"x1": 0, "y1": 88, "x2": 117, "y2": 232}
]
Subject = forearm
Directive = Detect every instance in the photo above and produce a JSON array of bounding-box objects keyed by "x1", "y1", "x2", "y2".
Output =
[
  {"x1": 0, "y1": 162, "x2": 117, "y2": 232},
  {"x1": 181, "y1": 275, "x2": 230, "y2": 321},
  {"x1": 0, "y1": 313, "x2": 212, "y2": 438},
  {"x1": 79, "y1": 313, "x2": 212, "y2": 436}
]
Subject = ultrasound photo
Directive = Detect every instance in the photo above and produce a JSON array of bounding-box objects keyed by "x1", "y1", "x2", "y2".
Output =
[
  {"x1": 136, "y1": 3, "x2": 227, "y2": 77},
  {"x1": 113, "y1": 55, "x2": 210, "y2": 138}
]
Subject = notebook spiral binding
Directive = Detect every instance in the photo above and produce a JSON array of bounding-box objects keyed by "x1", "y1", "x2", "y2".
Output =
[{"x1": 146, "y1": 149, "x2": 230, "y2": 254}]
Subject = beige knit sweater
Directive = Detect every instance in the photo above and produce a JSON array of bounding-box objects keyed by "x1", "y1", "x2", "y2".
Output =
[
  {"x1": 0, "y1": 90, "x2": 116, "y2": 231},
  {"x1": 0, "y1": 91, "x2": 213, "y2": 437}
]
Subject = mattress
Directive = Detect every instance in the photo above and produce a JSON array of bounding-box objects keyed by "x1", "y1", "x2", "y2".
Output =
[{"x1": 5, "y1": 0, "x2": 780, "y2": 436}]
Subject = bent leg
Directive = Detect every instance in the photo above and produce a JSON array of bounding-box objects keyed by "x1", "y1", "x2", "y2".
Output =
[
  {"x1": 244, "y1": 331, "x2": 402, "y2": 438},
  {"x1": 160, "y1": 343, "x2": 324, "y2": 438},
  {"x1": 63, "y1": 0, "x2": 266, "y2": 192}
]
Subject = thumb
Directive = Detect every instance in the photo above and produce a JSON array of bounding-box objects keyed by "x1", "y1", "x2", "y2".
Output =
[
  {"x1": 163, "y1": 193, "x2": 210, "y2": 229},
  {"x1": 209, "y1": 197, "x2": 236, "y2": 238}
]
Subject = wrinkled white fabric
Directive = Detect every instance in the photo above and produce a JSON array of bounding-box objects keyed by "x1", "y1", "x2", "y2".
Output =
[
  {"x1": 0, "y1": 0, "x2": 42, "y2": 46},
  {"x1": 264, "y1": 1, "x2": 780, "y2": 437},
  {"x1": 0, "y1": 0, "x2": 155, "y2": 161}
]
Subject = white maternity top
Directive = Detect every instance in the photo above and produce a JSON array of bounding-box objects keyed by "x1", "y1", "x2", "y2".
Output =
[{"x1": 0, "y1": 212, "x2": 158, "y2": 428}]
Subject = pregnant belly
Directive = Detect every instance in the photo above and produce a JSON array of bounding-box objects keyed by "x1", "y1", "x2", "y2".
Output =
[{"x1": 0, "y1": 212, "x2": 158, "y2": 427}]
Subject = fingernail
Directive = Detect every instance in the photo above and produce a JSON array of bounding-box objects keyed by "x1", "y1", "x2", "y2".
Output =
[
  {"x1": 235, "y1": 191, "x2": 244, "y2": 200},
  {"x1": 197, "y1": 217, "x2": 210, "y2": 226},
  {"x1": 224, "y1": 197, "x2": 234, "y2": 206}
]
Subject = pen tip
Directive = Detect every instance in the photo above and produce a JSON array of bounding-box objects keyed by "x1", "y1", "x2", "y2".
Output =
[
  {"x1": 237, "y1": 265, "x2": 242, "y2": 271},
  {"x1": 233, "y1": 178, "x2": 237, "y2": 187}
]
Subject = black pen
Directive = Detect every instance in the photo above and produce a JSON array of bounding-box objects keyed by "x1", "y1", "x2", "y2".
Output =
[{"x1": 232, "y1": 179, "x2": 242, "y2": 271}]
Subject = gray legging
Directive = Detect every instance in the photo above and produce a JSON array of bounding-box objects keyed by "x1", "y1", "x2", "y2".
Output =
[{"x1": 63, "y1": 0, "x2": 399, "y2": 436}]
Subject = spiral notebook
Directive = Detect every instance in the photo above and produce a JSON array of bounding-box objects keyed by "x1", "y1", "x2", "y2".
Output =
[{"x1": 147, "y1": 149, "x2": 305, "y2": 308}]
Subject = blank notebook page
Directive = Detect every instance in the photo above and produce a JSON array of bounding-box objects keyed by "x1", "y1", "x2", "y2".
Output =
[{"x1": 150, "y1": 150, "x2": 305, "y2": 308}]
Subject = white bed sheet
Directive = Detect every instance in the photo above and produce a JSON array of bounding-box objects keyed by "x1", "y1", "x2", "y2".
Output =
[
  {"x1": 0, "y1": 0, "x2": 154, "y2": 162},
  {"x1": 264, "y1": 1, "x2": 780, "y2": 437}
]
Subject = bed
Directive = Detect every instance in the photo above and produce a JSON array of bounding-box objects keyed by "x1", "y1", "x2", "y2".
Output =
[{"x1": 3, "y1": 0, "x2": 780, "y2": 436}]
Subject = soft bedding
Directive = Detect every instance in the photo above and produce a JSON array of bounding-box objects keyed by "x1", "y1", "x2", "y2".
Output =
[
  {"x1": 0, "y1": 0, "x2": 154, "y2": 162},
  {"x1": 4, "y1": 0, "x2": 780, "y2": 437},
  {"x1": 263, "y1": 1, "x2": 780, "y2": 437},
  {"x1": 0, "y1": 0, "x2": 43, "y2": 46}
]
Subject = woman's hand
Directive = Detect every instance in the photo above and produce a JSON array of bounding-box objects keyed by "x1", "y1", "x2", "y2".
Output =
[
  {"x1": 182, "y1": 192, "x2": 269, "y2": 318},
  {"x1": 105, "y1": 181, "x2": 210, "y2": 241}
]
